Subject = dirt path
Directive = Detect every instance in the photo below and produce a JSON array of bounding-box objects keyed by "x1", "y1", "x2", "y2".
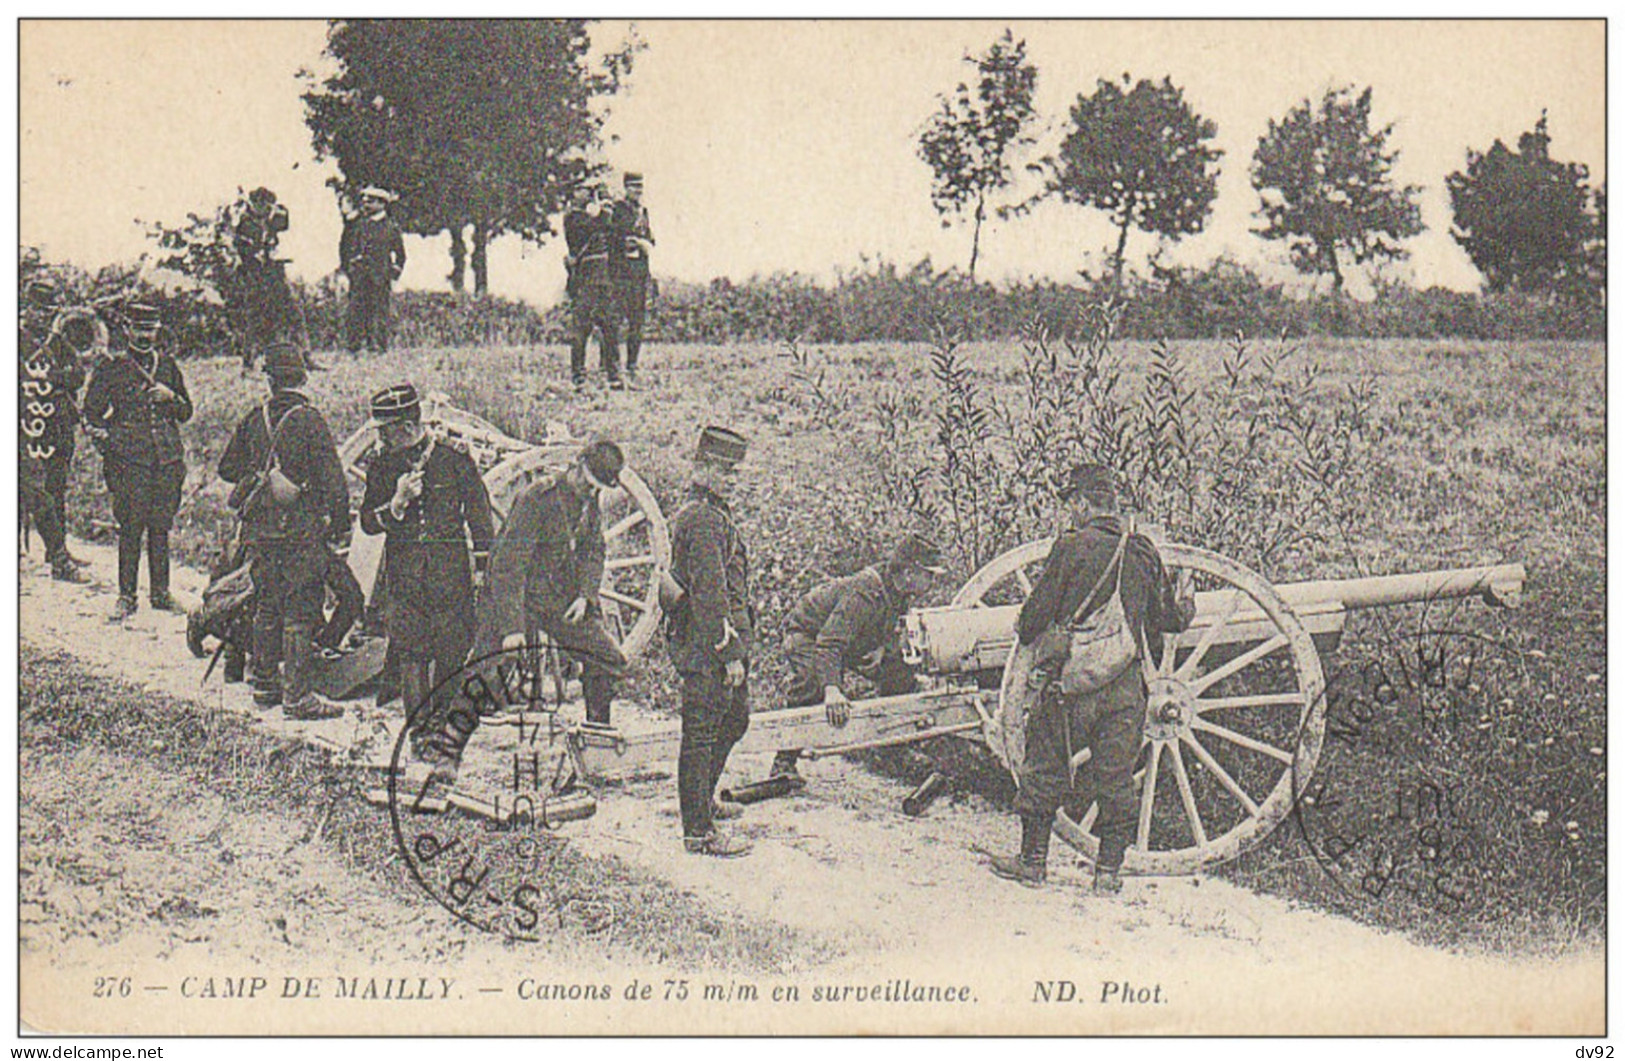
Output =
[{"x1": 18, "y1": 539, "x2": 1604, "y2": 1035}]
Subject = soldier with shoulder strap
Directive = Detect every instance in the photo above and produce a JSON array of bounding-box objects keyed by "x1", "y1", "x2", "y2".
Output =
[{"x1": 218, "y1": 343, "x2": 350, "y2": 718}]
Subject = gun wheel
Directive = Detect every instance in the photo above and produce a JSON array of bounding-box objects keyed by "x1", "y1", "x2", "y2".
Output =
[{"x1": 976, "y1": 540, "x2": 1327, "y2": 875}]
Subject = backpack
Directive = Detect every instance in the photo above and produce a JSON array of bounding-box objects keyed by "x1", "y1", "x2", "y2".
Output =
[{"x1": 1057, "y1": 526, "x2": 1142, "y2": 695}]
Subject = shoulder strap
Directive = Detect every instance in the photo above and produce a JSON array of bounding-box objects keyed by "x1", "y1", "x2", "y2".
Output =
[
  {"x1": 1067, "y1": 528, "x2": 1131, "y2": 628},
  {"x1": 259, "y1": 401, "x2": 301, "y2": 473}
]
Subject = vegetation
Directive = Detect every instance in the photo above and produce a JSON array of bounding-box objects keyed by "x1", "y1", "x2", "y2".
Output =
[
  {"x1": 1250, "y1": 86, "x2": 1423, "y2": 294},
  {"x1": 302, "y1": 19, "x2": 638, "y2": 293},
  {"x1": 1034, "y1": 74, "x2": 1223, "y2": 290},
  {"x1": 916, "y1": 29, "x2": 1038, "y2": 282}
]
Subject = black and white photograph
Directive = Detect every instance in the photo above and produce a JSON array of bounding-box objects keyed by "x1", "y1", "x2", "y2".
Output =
[{"x1": 13, "y1": 18, "x2": 1607, "y2": 1041}]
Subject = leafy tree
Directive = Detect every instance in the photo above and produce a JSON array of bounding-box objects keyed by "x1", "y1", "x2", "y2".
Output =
[
  {"x1": 1446, "y1": 112, "x2": 1604, "y2": 301},
  {"x1": 303, "y1": 19, "x2": 635, "y2": 294},
  {"x1": 916, "y1": 29, "x2": 1038, "y2": 282},
  {"x1": 1250, "y1": 85, "x2": 1422, "y2": 293},
  {"x1": 1033, "y1": 74, "x2": 1221, "y2": 291}
]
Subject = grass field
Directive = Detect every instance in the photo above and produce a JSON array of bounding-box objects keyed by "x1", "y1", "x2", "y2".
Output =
[{"x1": 52, "y1": 333, "x2": 1606, "y2": 954}]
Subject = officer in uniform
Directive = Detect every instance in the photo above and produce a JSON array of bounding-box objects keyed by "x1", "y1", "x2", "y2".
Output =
[
  {"x1": 18, "y1": 278, "x2": 90, "y2": 583},
  {"x1": 217, "y1": 342, "x2": 351, "y2": 718},
  {"x1": 359, "y1": 384, "x2": 494, "y2": 764},
  {"x1": 611, "y1": 172, "x2": 654, "y2": 384},
  {"x1": 82, "y1": 301, "x2": 193, "y2": 620},
  {"x1": 230, "y1": 186, "x2": 298, "y2": 371},
  {"x1": 988, "y1": 463, "x2": 1194, "y2": 894},
  {"x1": 472, "y1": 439, "x2": 629, "y2": 730},
  {"x1": 340, "y1": 186, "x2": 407, "y2": 355},
  {"x1": 666, "y1": 426, "x2": 754, "y2": 857},
  {"x1": 563, "y1": 184, "x2": 622, "y2": 391},
  {"x1": 765, "y1": 533, "x2": 946, "y2": 781}
]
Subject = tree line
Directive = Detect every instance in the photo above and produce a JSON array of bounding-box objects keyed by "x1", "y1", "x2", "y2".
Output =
[{"x1": 918, "y1": 29, "x2": 1605, "y2": 302}]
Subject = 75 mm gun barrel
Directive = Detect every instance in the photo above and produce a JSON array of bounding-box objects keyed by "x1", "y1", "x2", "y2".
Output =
[{"x1": 904, "y1": 563, "x2": 1526, "y2": 677}]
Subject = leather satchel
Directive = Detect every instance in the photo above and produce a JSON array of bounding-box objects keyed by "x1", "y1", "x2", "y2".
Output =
[{"x1": 1058, "y1": 528, "x2": 1140, "y2": 696}]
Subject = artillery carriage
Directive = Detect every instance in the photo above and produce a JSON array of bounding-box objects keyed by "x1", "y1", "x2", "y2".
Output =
[{"x1": 337, "y1": 402, "x2": 1524, "y2": 876}]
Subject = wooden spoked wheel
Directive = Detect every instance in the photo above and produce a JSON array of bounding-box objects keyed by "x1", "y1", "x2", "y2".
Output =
[
  {"x1": 483, "y1": 448, "x2": 671, "y2": 663},
  {"x1": 970, "y1": 539, "x2": 1328, "y2": 874}
]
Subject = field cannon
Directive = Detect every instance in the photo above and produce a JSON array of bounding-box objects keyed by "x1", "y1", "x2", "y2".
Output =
[{"x1": 478, "y1": 533, "x2": 1522, "y2": 876}]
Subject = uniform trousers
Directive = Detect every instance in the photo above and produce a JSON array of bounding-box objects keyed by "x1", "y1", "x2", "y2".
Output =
[{"x1": 677, "y1": 664, "x2": 751, "y2": 838}]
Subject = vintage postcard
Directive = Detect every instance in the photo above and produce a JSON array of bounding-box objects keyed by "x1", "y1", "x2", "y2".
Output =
[{"x1": 15, "y1": 18, "x2": 1606, "y2": 1040}]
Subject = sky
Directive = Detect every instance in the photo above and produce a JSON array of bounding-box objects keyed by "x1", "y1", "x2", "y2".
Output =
[{"x1": 18, "y1": 19, "x2": 1607, "y2": 306}]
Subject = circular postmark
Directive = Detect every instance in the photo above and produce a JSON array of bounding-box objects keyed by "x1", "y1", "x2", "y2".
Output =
[
  {"x1": 1288, "y1": 620, "x2": 1520, "y2": 916},
  {"x1": 386, "y1": 645, "x2": 607, "y2": 942}
]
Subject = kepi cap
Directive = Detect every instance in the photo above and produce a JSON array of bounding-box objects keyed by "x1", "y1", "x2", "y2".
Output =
[
  {"x1": 261, "y1": 342, "x2": 308, "y2": 378},
  {"x1": 891, "y1": 534, "x2": 947, "y2": 574},
  {"x1": 580, "y1": 439, "x2": 626, "y2": 490},
  {"x1": 125, "y1": 301, "x2": 163, "y2": 332},
  {"x1": 360, "y1": 185, "x2": 398, "y2": 203},
  {"x1": 24, "y1": 278, "x2": 58, "y2": 307},
  {"x1": 695, "y1": 425, "x2": 748, "y2": 467},
  {"x1": 370, "y1": 382, "x2": 422, "y2": 425},
  {"x1": 1057, "y1": 462, "x2": 1117, "y2": 505},
  {"x1": 623, "y1": 172, "x2": 644, "y2": 186}
]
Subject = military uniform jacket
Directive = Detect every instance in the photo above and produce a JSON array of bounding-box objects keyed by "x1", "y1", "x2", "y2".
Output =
[
  {"x1": 233, "y1": 203, "x2": 289, "y2": 264},
  {"x1": 513, "y1": 477, "x2": 606, "y2": 626},
  {"x1": 784, "y1": 565, "x2": 904, "y2": 690},
  {"x1": 360, "y1": 437, "x2": 495, "y2": 614},
  {"x1": 564, "y1": 208, "x2": 613, "y2": 283},
  {"x1": 1016, "y1": 514, "x2": 1192, "y2": 664},
  {"x1": 82, "y1": 348, "x2": 192, "y2": 468},
  {"x1": 339, "y1": 214, "x2": 406, "y2": 282},
  {"x1": 667, "y1": 486, "x2": 751, "y2": 673},
  {"x1": 610, "y1": 199, "x2": 653, "y2": 279},
  {"x1": 218, "y1": 391, "x2": 349, "y2": 545}
]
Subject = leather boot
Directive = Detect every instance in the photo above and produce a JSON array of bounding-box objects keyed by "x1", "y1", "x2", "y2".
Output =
[
  {"x1": 49, "y1": 552, "x2": 88, "y2": 583},
  {"x1": 147, "y1": 528, "x2": 174, "y2": 609},
  {"x1": 582, "y1": 673, "x2": 614, "y2": 728},
  {"x1": 990, "y1": 813, "x2": 1052, "y2": 886}
]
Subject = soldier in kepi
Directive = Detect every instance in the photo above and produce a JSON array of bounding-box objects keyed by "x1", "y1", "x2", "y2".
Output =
[
  {"x1": 229, "y1": 186, "x2": 297, "y2": 370},
  {"x1": 989, "y1": 463, "x2": 1194, "y2": 894},
  {"x1": 359, "y1": 384, "x2": 494, "y2": 772},
  {"x1": 217, "y1": 342, "x2": 351, "y2": 719},
  {"x1": 82, "y1": 301, "x2": 193, "y2": 620},
  {"x1": 18, "y1": 278, "x2": 91, "y2": 583},
  {"x1": 765, "y1": 533, "x2": 946, "y2": 783},
  {"x1": 611, "y1": 172, "x2": 654, "y2": 386},
  {"x1": 563, "y1": 183, "x2": 622, "y2": 392},
  {"x1": 472, "y1": 440, "x2": 630, "y2": 732},
  {"x1": 666, "y1": 426, "x2": 754, "y2": 857},
  {"x1": 340, "y1": 186, "x2": 406, "y2": 355}
]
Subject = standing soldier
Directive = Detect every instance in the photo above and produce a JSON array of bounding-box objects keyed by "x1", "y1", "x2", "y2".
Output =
[
  {"x1": 359, "y1": 384, "x2": 494, "y2": 770},
  {"x1": 217, "y1": 343, "x2": 350, "y2": 718},
  {"x1": 82, "y1": 301, "x2": 193, "y2": 621},
  {"x1": 564, "y1": 184, "x2": 622, "y2": 392},
  {"x1": 988, "y1": 463, "x2": 1195, "y2": 894},
  {"x1": 229, "y1": 186, "x2": 296, "y2": 370},
  {"x1": 666, "y1": 426, "x2": 753, "y2": 857},
  {"x1": 764, "y1": 534, "x2": 946, "y2": 782},
  {"x1": 18, "y1": 278, "x2": 90, "y2": 583},
  {"x1": 340, "y1": 186, "x2": 406, "y2": 355},
  {"x1": 611, "y1": 172, "x2": 654, "y2": 385},
  {"x1": 472, "y1": 440, "x2": 629, "y2": 731}
]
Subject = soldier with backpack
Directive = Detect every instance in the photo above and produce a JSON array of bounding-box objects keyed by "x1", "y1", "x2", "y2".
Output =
[
  {"x1": 217, "y1": 343, "x2": 351, "y2": 718},
  {"x1": 987, "y1": 463, "x2": 1194, "y2": 894}
]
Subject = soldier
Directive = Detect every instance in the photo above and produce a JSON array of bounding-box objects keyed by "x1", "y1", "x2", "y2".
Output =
[
  {"x1": 18, "y1": 278, "x2": 90, "y2": 583},
  {"x1": 472, "y1": 440, "x2": 629, "y2": 731},
  {"x1": 359, "y1": 384, "x2": 494, "y2": 769},
  {"x1": 564, "y1": 183, "x2": 622, "y2": 392},
  {"x1": 765, "y1": 533, "x2": 946, "y2": 782},
  {"x1": 610, "y1": 172, "x2": 654, "y2": 385},
  {"x1": 217, "y1": 342, "x2": 351, "y2": 718},
  {"x1": 340, "y1": 186, "x2": 407, "y2": 355},
  {"x1": 229, "y1": 186, "x2": 297, "y2": 370},
  {"x1": 82, "y1": 301, "x2": 193, "y2": 620},
  {"x1": 988, "y1": 463, "x2": 1194, "y2": 894},
  {"x1": 666, "y1": 426, "x2": 754, "y2": 857}
]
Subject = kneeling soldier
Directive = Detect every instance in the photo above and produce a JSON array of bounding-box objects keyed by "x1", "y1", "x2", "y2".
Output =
[
  {"x1": 359, "y1": 384, "x2": 494, "y2": 768},
  {"x1": 473, "y1": 440, "x2": 629, "y2": 729},
  {"x1": 667, "y1": 426, "x2": 754, "y2": 857},
  {"x1": 767, "y1": 533, "x2": 945, "y2": 781},
  {"x1": 989, "y1": 463, "x2": 1194, "y2": 894}
]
